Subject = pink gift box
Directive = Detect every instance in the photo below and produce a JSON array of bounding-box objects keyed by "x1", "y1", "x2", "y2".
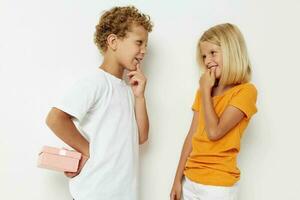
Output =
[{"x1": 37, "y1": 146, "x2": 82, "y2": 172}]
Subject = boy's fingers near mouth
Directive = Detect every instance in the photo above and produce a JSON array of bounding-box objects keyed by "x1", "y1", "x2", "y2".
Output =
[
  {"x1": 127, "y1": 71, "x2": 137, "y2": 79},
  {"x1": 136, "y1": 63, "x2": 142, "y2": 72},
  {"x1": 129, "y1": 77, "x2": 138, "y2": 86}
]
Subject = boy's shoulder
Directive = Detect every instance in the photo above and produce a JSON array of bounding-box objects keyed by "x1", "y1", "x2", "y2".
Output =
[
  {"x1": 77, "y1": 69, "x2": 107, "y2": 85},
  {"x1": 70, "y1": 69, "x2": 108, "y2": 94}
]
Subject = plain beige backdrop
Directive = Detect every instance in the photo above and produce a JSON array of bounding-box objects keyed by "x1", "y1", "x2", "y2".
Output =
[{"x1": 1, "y1": 0, "x2": 299, "y2": 199}]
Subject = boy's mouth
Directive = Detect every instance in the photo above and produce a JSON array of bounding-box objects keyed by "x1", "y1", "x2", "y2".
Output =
[{"x1": 134, "y1": 57, "x2": 143, "y2": 64}]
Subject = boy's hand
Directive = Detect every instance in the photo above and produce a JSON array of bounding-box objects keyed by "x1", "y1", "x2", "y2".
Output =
[
  {"x1": 127, "y1": 64, "x2": 147, "y2": 98},
  {"x1": 64, "y1": 154, "x2": 89, "y2": 178},
  {"x1": 200, "y1": 67, "x2": 216, "y2": 94}
]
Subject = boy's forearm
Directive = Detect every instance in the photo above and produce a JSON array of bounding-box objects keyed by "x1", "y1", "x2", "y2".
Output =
[
  {"x1": 134, "y1": 96, "x2": 149, "y2": 144},
  {"x1": 46, "y1": 110, "x2": 90, "y2": 156},
  {"x1": 201, "y1": 91, "x2": 219, "y2": 139}
]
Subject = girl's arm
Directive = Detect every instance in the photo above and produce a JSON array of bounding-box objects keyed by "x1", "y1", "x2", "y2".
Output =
[
  {"x1": 201, "y1": 91, "x2": 245, "y2": 141},
  {"x1": 170, "y1": 111, "x2": 199, "y2": 200},
  {"x1": 200, "y1": 68, "x2": 245, "y2": 141}
]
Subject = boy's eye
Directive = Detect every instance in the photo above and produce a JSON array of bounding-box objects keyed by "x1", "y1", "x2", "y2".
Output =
[
  {"x1": 211, "y1": 51, "x2": 216, "y2": 55},
  {"x1": 136, "y1": 41, "x2": 143, "y2": 45},
  {"x1": 202, "y1": 55, "x2": 206, "y2": 59}
]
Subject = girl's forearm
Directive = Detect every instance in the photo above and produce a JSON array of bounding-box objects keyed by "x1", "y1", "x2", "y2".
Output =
[{"x1": 201, "y1": 90, "x2": 219, "y2": 140}]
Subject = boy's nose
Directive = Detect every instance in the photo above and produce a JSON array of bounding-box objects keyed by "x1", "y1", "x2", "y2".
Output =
[{"x1": 140, "y1": 46, "x2": 147, "y2": 54}]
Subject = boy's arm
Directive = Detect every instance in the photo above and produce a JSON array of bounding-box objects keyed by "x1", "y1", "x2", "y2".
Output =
[
  {"x1": 134, "y1": 96, "x2": 149, "y2": 144},
  {"x1": 46, "y1": 107, "x2": 90, "y2": 156},
  {"x1": 127, "y1": 64, "x2": 149, "y2": 144}
]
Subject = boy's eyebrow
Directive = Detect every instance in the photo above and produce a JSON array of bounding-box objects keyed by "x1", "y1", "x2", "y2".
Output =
[{"x1": 136, "y1": 39, "x2": 148, "y2": 44}]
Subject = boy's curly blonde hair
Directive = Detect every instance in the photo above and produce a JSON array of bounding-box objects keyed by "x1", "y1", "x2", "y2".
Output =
[{"x1": 94, "y1": 6, "x2": 153, "y2": 54}]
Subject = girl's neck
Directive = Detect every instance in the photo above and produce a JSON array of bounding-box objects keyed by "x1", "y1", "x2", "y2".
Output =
[{"x1": 212, "y1": 81, "x2": 236, "y2": 97}]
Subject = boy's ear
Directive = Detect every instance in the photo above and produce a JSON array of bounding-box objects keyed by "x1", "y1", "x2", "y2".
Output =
[{"x1": 107, "y1": 34, "x2": 118, "y2": 51}]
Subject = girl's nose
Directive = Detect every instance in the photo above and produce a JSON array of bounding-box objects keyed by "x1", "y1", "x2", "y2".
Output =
[{"x1": 204, "y1": 56, "x2": 212, "y2": 66}]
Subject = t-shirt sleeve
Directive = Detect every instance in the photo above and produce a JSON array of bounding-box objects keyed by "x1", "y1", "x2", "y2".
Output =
[
  {"x1": 229, "y1": 83, "x2": 258, "y2": 120},
  {"x1": 54, "y1": 79, "x2": 99, "y2": 122},
  {"x1": 192, "y1": 89, "x2": 201, "y2": 112}
]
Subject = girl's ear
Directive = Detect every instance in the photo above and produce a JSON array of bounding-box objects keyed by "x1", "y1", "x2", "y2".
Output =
[{"x1": 107, "y1": 34, "x2": 118, "y2": 51}]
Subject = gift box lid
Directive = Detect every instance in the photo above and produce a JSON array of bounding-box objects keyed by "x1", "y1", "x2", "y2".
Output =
[{"x1": 39, "y1": 146, "x2": 82, "y2": 159}]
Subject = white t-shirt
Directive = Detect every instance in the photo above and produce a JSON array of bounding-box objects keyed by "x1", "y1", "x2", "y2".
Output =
[{"x1": 55, "y1": 68, "x2": 139, "y2": 200}]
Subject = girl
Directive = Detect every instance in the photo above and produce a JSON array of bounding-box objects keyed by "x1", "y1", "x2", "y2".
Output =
[{"x1": 170, "y1": 23, "x2": 257, "y2": 200}]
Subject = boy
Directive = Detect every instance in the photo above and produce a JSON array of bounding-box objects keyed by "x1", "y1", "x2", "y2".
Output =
[{"x1": 46, "y1": 6, "x2": 153, "y2": 200}]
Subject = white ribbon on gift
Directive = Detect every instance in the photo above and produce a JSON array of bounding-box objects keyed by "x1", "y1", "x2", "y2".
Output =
[{"x1": 59, "y1": 149, "x2": 67, "y2": 156}]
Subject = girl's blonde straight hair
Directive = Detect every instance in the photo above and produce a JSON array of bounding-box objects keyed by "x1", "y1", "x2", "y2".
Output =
[{"x1": 197, "y1": 23, "x2": 252, "y2": 85}]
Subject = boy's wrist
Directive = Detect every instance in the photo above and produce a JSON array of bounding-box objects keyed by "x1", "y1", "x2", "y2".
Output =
[
  {"x1": 135, "y1": 95, "x2": 146, "y2": 100},
  {"x1": 82, "y1": 154, "x2": 89, "y2": 160},
  {"x1": 81, "y1": 144, "x2": 90, "y2": 158}
]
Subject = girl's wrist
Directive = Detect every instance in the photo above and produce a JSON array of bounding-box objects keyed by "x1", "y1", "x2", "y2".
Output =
[
  {"x1": 202, "y1": 87, "x2": 212, "y2": 96},
  {"x1": 174, "y1": 173, "x2": 183, "y2": 183}
]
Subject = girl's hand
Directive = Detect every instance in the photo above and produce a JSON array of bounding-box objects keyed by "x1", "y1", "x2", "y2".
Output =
[
  {"x1": 170, "y1": 181, "x2": 182, "y2": 200},
  {"x1": 200, "y1": 67, "x2": 216, "y2": 94},
  {"x1": 64, "y1": 154, "x2": 89, "y2": 178},
  {"x1": 127, "y1": 64, "x2": 147, "y2": 98}
]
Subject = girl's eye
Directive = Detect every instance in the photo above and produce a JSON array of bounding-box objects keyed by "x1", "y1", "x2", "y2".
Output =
[
  {"x1": 136, "y1": 41, "x2": 142, "y2": 45},
  {"x1": 202, "y1": 55, "x2": 206, "y2": 59},
  {"x1": 211, "y1": 51, "x2": 216, "y2": 55}
]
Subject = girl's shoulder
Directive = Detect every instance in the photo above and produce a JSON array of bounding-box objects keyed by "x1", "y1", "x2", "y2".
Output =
[
  {"x1": 229, "y1": 82, "x2": 257, "y2": 99},
  {"x1": 232, "y1": 82, "x2": 257, "y2": 93}
]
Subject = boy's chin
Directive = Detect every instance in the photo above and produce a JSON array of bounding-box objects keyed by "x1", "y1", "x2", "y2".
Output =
[{"x1": 124, "y1": 65, "x2": 137, "y2": 71}]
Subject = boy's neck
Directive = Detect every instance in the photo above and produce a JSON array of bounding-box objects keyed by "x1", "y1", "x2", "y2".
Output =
[{"x1": 100, "y1": 56, "x2": 124, "y2": 79}]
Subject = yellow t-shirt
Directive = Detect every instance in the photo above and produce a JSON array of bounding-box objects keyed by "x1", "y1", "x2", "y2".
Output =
[{"x1": 184, "y1": 83, "x2": 257, "y2": 186}]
